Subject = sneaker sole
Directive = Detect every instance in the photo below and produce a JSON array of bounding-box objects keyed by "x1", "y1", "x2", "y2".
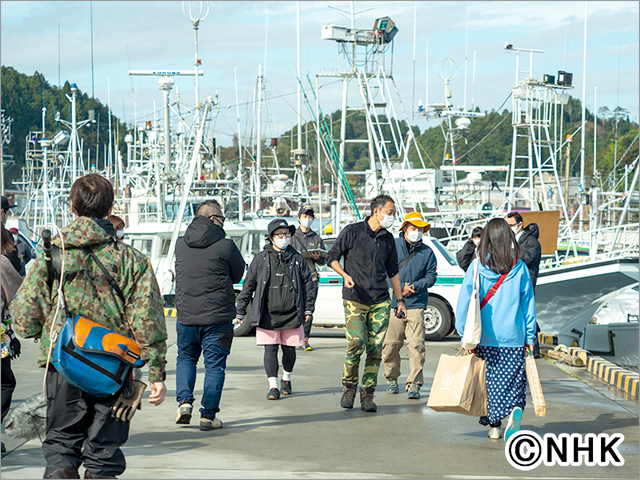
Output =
[
  {"x1": 407, "y1": 394, "x2": 421, "y2": 399},
  {"x1": 304, "y1": 347, "x2": 313, "y2": 351},
  {"x1": 176, "y1": 412, "x2": 192, "y2": 424},
  {"x1": 361, "y1": 406, "x2": 377, "y2": 412},
  {"x1": 504, "y1": 407, "x2": 522, "y2": 442},
  {"x1": 281, "y1": 391, "x2": 292, "y2": 396},
  {"x1": 267, "y1": 395, "x2": 280, "y2": 400}
]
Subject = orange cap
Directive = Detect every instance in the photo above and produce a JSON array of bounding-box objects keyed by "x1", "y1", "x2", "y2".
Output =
[{"x1": 400, "y1": 211, "x2": 430, "y2": 232}]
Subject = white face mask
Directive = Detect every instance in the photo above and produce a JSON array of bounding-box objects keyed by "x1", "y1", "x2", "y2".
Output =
[
  {"x1": 405, "y1": 230, "x2": 422, "y2": 243},
  {"x1": 511, "y1": 225, "x2": 521, "y2": 235},
  {"x1": 116, "y1": 230, "x2": 125, "y2": 239},
  {"x1": 300, "y1": 218, "x2": 313, "y2": 228},
  {"x1": 378, "y1": 211, "x2": 394, "y2": 229},
  {"x1": 273, "y1": 238, "x2": 290, "y2": 250}
]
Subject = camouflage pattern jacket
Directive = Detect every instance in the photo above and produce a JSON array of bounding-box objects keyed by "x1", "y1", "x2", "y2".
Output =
[{"x1": 11, "y1": 217, "x2": 167, "y2": 382}]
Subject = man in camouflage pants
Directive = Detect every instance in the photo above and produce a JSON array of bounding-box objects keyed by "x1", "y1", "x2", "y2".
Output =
[
  {"x1": 12, "y1": 174, "x2": 168, "y2": 479},
  {"x1": 326, "y1": 195, "x2": 407, "y2": 412}
]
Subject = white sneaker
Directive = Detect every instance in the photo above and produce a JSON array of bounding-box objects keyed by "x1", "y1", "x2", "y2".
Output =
[
  {"x1": 488, "y1": 427, "x2": 502, "y2": 439},
  {"x1": 200, "y1": 417, "x2": 223, "y2": 431},
  {"x1": 175, "y1": 403, "x2": 192, "y2": 424},
  {"x1": 504, "y1": 407, "x2": 522, "y2": 442}
]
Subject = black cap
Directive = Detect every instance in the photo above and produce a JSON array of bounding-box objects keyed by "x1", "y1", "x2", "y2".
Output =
[
  {"x1": 298, "y1": 204, "x2": 314, "y2": 217},
  {"x1": 1, "y1": 196, "x2": 15, "y2": 212},
  {"x1": 267, "y1": 219, "x2": 295, "y2": 238}
]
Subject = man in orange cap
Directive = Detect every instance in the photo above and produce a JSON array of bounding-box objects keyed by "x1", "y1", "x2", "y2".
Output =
[{"x1": 382, "y1": 211, "x2": 437, "y2": 399}]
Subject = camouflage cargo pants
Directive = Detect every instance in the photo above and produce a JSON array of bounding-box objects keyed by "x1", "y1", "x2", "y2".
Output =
[{"x1": 342, "y1": 298, "x2": 391, "y2": 389}]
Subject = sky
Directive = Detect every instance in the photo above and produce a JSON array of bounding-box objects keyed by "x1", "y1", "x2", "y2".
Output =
[{"x1": 1, "y1": 1, "x2": 638, "y2": 148}]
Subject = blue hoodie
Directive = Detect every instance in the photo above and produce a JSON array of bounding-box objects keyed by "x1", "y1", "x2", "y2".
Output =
[{"x1": 455, "y1": 258, "x2": 537, "y2": 347}]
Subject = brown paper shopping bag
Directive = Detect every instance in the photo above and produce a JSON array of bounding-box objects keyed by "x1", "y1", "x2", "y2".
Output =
[
  {"x1": 525, "y1": 354, "x2": 546, "y2": 417},
  {"x1": 459, "y1": 356, "x2": 488, "y2": 417},
  {"x1": 427, "y1": 351, "x2": 483, "y2": 413}
]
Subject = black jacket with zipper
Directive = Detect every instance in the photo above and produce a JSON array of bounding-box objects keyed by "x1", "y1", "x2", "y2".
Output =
[
  {"x1": 236, "y1": 243, "x2": 317, "y2": 330},
  {"x1": 175, "y1": 216, "x2": 246, "y2": 326},
  {"x1": 326, "y1": 217, "x2": 399, "y2": 306},
  {"x1": 517, "y1": 223, "x2": 542, "y2": 288}
]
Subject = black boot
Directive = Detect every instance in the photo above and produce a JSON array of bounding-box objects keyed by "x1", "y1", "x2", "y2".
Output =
[
  {"x1": 360, "y1": 387, "x2": 377, "y2": 412},
  {"x1": 340, "y1": 383, "x2": 357, "y2": 409}
]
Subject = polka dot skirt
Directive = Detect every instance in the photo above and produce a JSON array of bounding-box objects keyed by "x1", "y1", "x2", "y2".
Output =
[{"x1": 476, "y1": 345, "x2": 527, "y2": 426}]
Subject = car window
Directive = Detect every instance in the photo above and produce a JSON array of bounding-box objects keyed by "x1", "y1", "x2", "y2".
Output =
[{"x1": 429, "y1": 238, "x2": 458, "y2": 266}]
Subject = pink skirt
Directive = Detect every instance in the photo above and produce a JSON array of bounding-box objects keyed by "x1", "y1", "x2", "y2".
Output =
[{"x1": 256, "y1": 325, "x2": 305, "y2": 347}]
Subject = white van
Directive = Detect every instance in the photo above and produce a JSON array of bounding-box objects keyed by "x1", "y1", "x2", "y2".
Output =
[{"x1": 234, "y1": 234, "x2": 465, "y2": 341}]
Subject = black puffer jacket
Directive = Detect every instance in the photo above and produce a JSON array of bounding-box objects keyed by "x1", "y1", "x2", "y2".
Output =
[
  {"x1": 456, "y1": 238, "x2": 477, "y2": 272},
  {"x1": 518, "y1": 223, "x2": 542, "y2": 288},
  {"x1": 236, "y1": 244, "x2": 317, "y2": 330},
  {"x1": 175, "y1": 216, "x2": 245, "y2": 325}
]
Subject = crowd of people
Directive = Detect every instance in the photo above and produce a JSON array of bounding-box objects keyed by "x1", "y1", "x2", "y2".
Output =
[{"x1": 0, "y1": 173, "x2": 541, "y2": 478}]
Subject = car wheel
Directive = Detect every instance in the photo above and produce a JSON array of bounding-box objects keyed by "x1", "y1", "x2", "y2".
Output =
[
  {"x1": 233, "y1": 296, "x2": 255, "y2": 337},
  {"x1": 424, "y1": 297, "x2": 452, "y2": 341}
]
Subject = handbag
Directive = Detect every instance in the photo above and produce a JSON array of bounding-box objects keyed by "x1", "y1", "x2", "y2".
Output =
[
  {"x1": 427, "y1": 349, "x2": 487, "y2": 416},
  {"x1": 462, "y1": 259, "x2": 481, "y2": 349},
  {"x1": 51, "y1": 246, "x2": 144, "y2": 398}
]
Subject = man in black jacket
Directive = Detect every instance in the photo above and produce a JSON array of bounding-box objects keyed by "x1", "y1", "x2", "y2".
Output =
[
  {"x1": 506, "y1": 211, "x2": 542, "y2": 357},
  {"x1": 174, "y1": 200, "x2": 245, "y2": 431},
  {"x1": 290, "y1": 205, "x2": 326, "y2": 351},
  {"x1": 506, "y1": 212, "x2": 541, "y2": 289},
  {"x1": 456, "y1": 226, "x2": 482, "y2": 272},
  {"x1": 327, "y1": 194, "x2": 407, "y2": 413}
]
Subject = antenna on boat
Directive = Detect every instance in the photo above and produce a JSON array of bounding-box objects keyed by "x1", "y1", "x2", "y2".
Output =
[
  {"x1": 182, "y1": 1, "x2": 209, "y2": 117},
  {"x1": 463, "y1": 1, "x2": 469, "y2": 111},
  {"x1": 412, "y1": 1, "x2": 416, "y2": 121}
]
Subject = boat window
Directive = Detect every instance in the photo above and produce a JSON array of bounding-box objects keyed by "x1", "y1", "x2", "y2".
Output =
[
  {"x1": 160, "y1": 238, "x2": 171, "y2": 256},
  {"x1": 430, "y1": 238, "x2": 458, "y2": 266},
  {"x1": 132, "y1": 238, "x2": 153, "y2": 256},
  {"x1": 139, "y1": 203, "x2": 158, "y2": 223}
]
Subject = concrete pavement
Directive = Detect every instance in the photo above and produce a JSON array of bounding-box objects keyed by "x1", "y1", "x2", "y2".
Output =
[{"x1": 2, "y1": 319, "x2": 638, "y2": 479}]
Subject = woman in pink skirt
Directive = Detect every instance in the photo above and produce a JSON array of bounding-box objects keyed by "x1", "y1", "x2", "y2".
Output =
[{"x1": 235, "y1": 219, "x2": 317, "y2": 399}]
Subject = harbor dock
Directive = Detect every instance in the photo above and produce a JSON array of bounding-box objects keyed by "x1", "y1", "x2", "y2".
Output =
[{"x1": 2, "y1": 319, "x2": 638, "y2": 479}]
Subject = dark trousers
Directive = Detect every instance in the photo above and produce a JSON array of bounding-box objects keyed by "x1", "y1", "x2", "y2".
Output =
[
  {"x1": 263, "y1": 344, "x2": 296, "y2": 377},
  {"x1": 43, "y1": 367, "x2": 128, "y2": 478},
  {"x1": 1, "y1": 357, "x2": 16, "y2": 422},
  {"x1": 302, "y1": 280, "x2": 319, "y2": 338},
  {"x1": 176, "y1": 321, "x2": 233, "y2": 420}
]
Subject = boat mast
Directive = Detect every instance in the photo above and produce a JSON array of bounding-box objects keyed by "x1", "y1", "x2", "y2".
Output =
[
  {"x1": 234, "y1": 65, "x2": 244, "y2": 221},
  {"x1": 579, "y1": 1, "x2": 587, "y2": 232}
]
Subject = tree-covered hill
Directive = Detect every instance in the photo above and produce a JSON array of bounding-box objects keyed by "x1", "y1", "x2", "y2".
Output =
[
  {"x1": 3, "y1": 67, "x2": 637, "y2": 194},
  {"x1": 1, "y1": 66, "x2": 128, "y2": 187}
]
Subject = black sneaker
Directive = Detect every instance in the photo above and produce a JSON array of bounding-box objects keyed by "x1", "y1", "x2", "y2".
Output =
[
  {"x1": 340, "y1": 385, "x2": 357, "y2": 409},
  {"x1": 267, "y1": 387, "x2": 281, "y2": 400},
  {"x1": 280, "y1": 380, "x2": 292, "y2": 395}
]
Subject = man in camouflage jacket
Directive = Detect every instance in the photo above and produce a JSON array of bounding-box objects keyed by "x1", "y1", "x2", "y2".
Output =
[{"x1": 11, "y1": 174, "x2": 167, "y2": 479}]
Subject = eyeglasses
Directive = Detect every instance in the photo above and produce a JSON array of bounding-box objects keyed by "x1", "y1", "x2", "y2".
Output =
[
  {"x1": 272, "y1": 232, "x2": 291, "y2": 239},
  {"x1": 210, "y1": 214, "x2": 225, "y2": 223}
]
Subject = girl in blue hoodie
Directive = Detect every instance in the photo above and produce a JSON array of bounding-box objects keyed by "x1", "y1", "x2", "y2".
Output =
[{"x1": 455, "y1": 218, "x2": 537, "y2": 441}]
